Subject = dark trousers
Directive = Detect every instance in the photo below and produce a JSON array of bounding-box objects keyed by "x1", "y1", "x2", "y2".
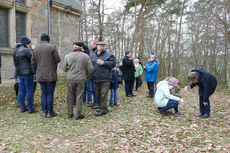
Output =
[
  {"x1": 40, "y1": 82, "x2": 56, "y2": 111},
  {"x1": 18, "y1": 75, "x2": 34, "y2": 110},
  {"x1": 199, "y1": 95, "x2": 210, "y2": 115},
  {"x1": 161, "y1": 99, "x2": 179, "y2": 113},
  {"x1": 124, "y1": 79, "x2": 134, "y2": 96},
  {"x1": 147, "y1": 82, "x2": 155, "y2": 96},
  {"x1": 67, "y1": 82, "x2": 85, "y2": 116},
  {"x1": 94, "y1": 82, "x2": 110, "y2": 112},
  {"x1": 135, "y1": 77, "x2": 142, "y2": 91}
]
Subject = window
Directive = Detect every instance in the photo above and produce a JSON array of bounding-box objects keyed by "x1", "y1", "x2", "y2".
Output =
[
  {"x1": 16, "y1": 12, "x2": 26, "y2": 43},
  {"x1": 0, "y1": 8, "x2": 9, "y2": 47},
  {"x1": 16, "y1": 0, "x2": 26, "y2": 4}
]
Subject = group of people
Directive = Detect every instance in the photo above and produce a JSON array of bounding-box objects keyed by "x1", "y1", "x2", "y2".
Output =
[{"x1": 12, "y1": 33, "x2": 217, "y2": 120}]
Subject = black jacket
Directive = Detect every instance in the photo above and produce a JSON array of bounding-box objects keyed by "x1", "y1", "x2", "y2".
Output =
[
  {"x1": 13, "y1": 45, "x2": 34, "y2": 76},
  {"x1": 122, "y1": 56, "x2": 135, "y2": 80},
  {"x1": 189, "y1": 68, "x2": 217, "y2": 102},
  {"x1": 90, "y1": 50, "x2": 116, "y2": 83}
]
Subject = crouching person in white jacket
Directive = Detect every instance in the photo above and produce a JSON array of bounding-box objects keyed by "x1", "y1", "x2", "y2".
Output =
[{"x1": 154, "y1": 77, "x2": 184, "y2": 116}]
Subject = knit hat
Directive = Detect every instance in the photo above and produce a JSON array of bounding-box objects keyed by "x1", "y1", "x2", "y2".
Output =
[
  {"x1": 20, "y1": 35, "x2": 31, "y2": 45},
  {"x1": 168, "y1": 77, "x2": 179, "y2": 86},
  {"x1": 150, "y1": 51, "x2": 155, "y2": 55},
  {"x1": 83, "y1": 44, "x2": 89, "y2": 50},
  {"x1": 41, "y1": 33, "x2": 50, "y2": 42}
]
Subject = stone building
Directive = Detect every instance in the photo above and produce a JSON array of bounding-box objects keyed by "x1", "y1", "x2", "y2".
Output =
[{"x1": 0, "y1": 0, "x2": 82, "y2": 81}]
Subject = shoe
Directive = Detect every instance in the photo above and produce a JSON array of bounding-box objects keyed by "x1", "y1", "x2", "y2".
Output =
[
  {"x1": 28, "y1": 108, "x2": 38, "y2": 113},
  {"x1": 131, "y1": 94, "x2": 136, "y2": 97},
  {"x1": 47, "y1": 111, "x2": 57, "y2": 118},
  {"x1": 94, "y1": 110, "x2": 107, "y2": 116},
  {"x1": 68, "y1": 114, "x2": 74, "y2": 118},
  {"x1": 92, "y1": 105, "x2": 99, "y2": 109},
  {"x1": 162, "y1": 111, "x2": 168, "y2": 116},
  {"x1": 146, "y1": 95, "x2": 154, "y2": 98},
  {"x1": 88, "y1": 103, "x2": 94, "y2": 107},
  {"x1": 200, "y1": 114, "x2": 210, "y2": 118},
  {"x1": 127, "y1": 95, "x2": 132, "y2": 97},
  {"x1": 43, "y1": 111, "x2": 48, "y2": 117},
  {"x1": 175, "y1": 111, "x2": 182, "y2": 117},
  {"x1": 114, "y1": 103, "x2": 119, "y2": 106},
  {"x1": 20, "y1": 107, "x2": 28, "y2": 113},
  {"x1": 76, "y1": 114, "x2": 85, "y2": 120},
  {"x1": 197, "y1": 113, "x2": 204, "y2": 117},
  {"x1": 158, "y1": 108, "x2": 163, "y2": 114},
  {"x1": 109, "y1": 104, "x2": 114, "y2": 107}
]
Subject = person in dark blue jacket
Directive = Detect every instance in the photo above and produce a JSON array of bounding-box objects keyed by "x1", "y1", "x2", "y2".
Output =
[
  {"x1": 187, "y1": 68, "x2": 217, "y2": 118},
  {"x1": 144, "y1": 52, "x2": 159, "y2": 98},
  {"x1": 110, "y1": 66, "x2": 119, "y2": 106},
  {"x1": 90, "y1": 41, "x2": 116, "y2": 116}
]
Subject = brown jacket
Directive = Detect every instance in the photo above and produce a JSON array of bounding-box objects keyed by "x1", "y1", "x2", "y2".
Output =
[
  {"x1": 32, "y1": 41, "x2": 61, "y2": 82},
  {"x1": 63, "y1": 50, "x2": 93, "y2": 83}
]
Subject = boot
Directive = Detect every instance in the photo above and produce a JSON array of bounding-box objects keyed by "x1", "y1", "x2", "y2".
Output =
[
  {"x1": 28, "y1": 108, "x2": 38, "y2": 113},
  {"x1": 47, "y1": 110, "x2": 57, "y2": 118},
  {"x1": 76, "y1": 114, "x2": 85, "y2": 120},
  {"x1": 68, "y1": 114, "x2": 74, "y2": 118},
  {"x1": 20, "y1": 107, "x2": 28, "y2": 113},
  {"x1": 94, "y1": 110, "x2": 107, "y2": 116},
  {"x1": 43, "y1": 110, "x2": 48, "y2": 117}
]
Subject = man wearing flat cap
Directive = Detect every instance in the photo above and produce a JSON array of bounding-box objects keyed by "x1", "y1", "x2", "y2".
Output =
[
  {"x1": 90, "y1": 41, "x2": 116, "y2": 116},
  {"x1": 63, "y1": 41, "x2": 94, "y2": 120}
]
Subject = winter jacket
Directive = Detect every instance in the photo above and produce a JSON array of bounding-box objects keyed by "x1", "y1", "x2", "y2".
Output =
[
  {"x1": 135, "y1": 64, "x2": 143, "y2": 78},
  {"x1": 110, "y1": 70, "x2": 119, "y2": 89},
  {"x1": 154, "y1": 80, "x2": 180, "y2": 107},
  {"x1": 63, "y1": 50, "x2": 94, "y2": 83},
  {"x1": 32, "y1": 41, "x2": 61, "y2": 82},
  {"x1": 90, "y1": 50, "x2": 116, "y2": 83},
  {"x1": 144, "y1": 60, "x2": 158, "y2": 82},
  {"x1": 189, "y1": 68, "x2": 217, "y2": 102},
  {"x1": 0, "y1": 52, "x2": 1, "y2": 84},
  {"x1": 13, "y1": 44, "x2": 34, "y2": 76},
  {"x1": 122, "y1": 56, "x2": 135, "y2": 80}
]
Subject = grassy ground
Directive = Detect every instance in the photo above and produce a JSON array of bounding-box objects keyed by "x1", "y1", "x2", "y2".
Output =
[{"x1": 0, "y1": 78, "x2": 230, "y2": 152}]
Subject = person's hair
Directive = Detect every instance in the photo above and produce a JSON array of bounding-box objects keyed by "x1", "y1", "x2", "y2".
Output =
[
  {"x1": 134, "y1": 59, "x2": 139, "y2": 63},
  {"x1": 188, "y1": 72, "x2": 198, "y2": 81},
  {"x1": 41, "y1": 33, "x2": 50, "y2": 43},
  {"x1": 125, "y1": 51, "x2": 132, "y2": 55}
]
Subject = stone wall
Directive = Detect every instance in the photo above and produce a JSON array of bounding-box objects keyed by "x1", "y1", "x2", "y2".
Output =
[{"x1": 0, "y1": 0, "x2": 81, "y2": 81}]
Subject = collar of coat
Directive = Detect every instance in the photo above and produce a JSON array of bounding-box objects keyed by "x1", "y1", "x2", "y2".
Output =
[
  {"x1": 73, "y1": 49, "x2": 84, "y2": 52},
  {"x1": 95, "y1": 49, "x2": 105, "y2": 56}
]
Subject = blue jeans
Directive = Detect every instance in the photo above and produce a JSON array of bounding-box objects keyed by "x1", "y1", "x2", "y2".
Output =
[
  {"x1": 18, "y1": 75, "x2": 34, "y2": 110},
  {"x1": 161, "y1": 99, "x2": 179, "y2": 112},
  {"x1": 124, "y1": 79, "x2": 134, "y2": 96},
  {"x1": 40, "y1": 82, "x2": 56, "y2": 111},
  {"x1": 110, "y1": 88, "x2": 118, "y2": 105},
  {"x1": 83, "y1": 79, "x2": 98, "y2": 104}
]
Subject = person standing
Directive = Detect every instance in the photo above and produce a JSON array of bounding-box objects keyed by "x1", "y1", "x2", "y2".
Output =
[
  {"x1": 110, "y1": 66, "x2": 120, "y2": 106},
  {"x1": 134, "y1": 59, "x2": 143, "y2": 91},
  {"x1": 0, "y1": 52, "x2": 1, "y2": 84},
  {"x1": 90, "y1": 41, "x2": 116, "y2": 116},
  {"x1": 144, "y1": 52, "x2": 159, "y2": 98},
  {"x1": 122, "y1": 51, "x2": 136, "y2": 97},
  {"x1": 187, "y1": 68, "x2": 217, "y2": 118},
  {"x1": 32, "y1": 33, "x2": 61, "y2": 118},
  {"x1": 13, "y1": 36, "x2": 37, "y2": 113},
  {"x1": 63, "y1": 41, "x2": 94, "y2": 120}
]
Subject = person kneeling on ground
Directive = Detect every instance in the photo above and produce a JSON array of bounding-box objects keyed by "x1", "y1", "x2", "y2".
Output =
[
  {"x1": 187, "y1": 68, "x2": 217, "y2": 118},
  {"x1": 154, "y1": 77, "x2": 184, "y2": 116},
  {"x1": 63, "y1": 41, "x2": 94, "y2": 120}
]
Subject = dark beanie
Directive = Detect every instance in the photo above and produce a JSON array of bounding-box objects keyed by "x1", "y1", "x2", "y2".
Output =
[
  {"x1": 83, "y1": 44, "x2": 89, "y2": 50},
  {"x1": 41, "y1": 33, "x2": 50, "y2": 42},
  {"x1": 20, "y1": 35, "x2": 31, "y2": 46}
]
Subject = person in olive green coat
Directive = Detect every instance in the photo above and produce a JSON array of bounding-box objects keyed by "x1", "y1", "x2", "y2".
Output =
[{"x1": 134, "y1": 59, "x2": 143, "y2": 91}]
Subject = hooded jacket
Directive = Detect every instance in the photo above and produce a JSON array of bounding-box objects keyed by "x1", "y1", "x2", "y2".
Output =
[
  {"x1": 154, "y1": 80, "x2": 180, "y2": 107},
  {"x1": 144, "y1": 60, "x2": 158, "y2": 82}
]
